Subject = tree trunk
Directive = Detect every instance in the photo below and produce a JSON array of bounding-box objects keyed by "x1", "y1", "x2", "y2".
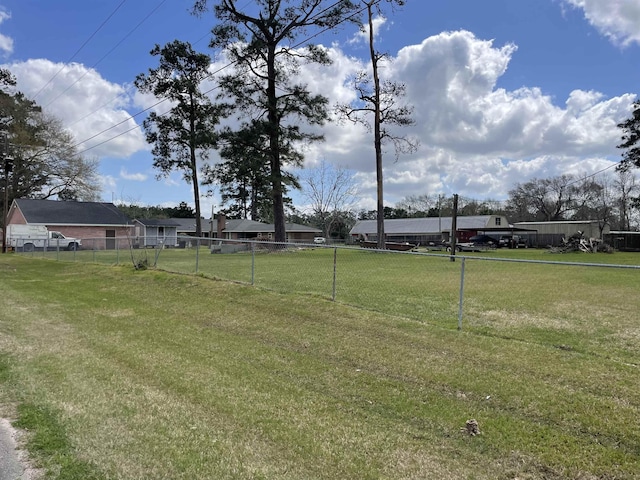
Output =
[
  {"x1": 267, "y1": 44, "x2": 286, "y2": 243},
  {"x1": 189, "y1": 100, "x2": 202, "y2": 238},
  {"x1": 368, "y1": 3, "x2": 385, "y2": 249}
]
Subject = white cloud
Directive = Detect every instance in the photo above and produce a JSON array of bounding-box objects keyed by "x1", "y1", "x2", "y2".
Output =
[
  {"x1": 0, "y1": 8, "x2": 13, "y2": 55},
  {"x1": 100, "y1": 175, "x2": 117, "y2": 194},
  {"x1": 6, "y1": 59, "x2": 146, "y2": 158},
  {"x1": 292, "y1": 30, "x2": 636, "y2": 205},
  {"x1": 562, "y1": 0, "x2": 640, "y2": 46},
  {"x1": 349, "y1": 15, "x2": 387, "y2": 45},
  {"x1": 120, "y1": 168, "x2": 147, "y2": 182},
  {"x1": 37, "y1": 27, "x2": 633, "y2": 209}
]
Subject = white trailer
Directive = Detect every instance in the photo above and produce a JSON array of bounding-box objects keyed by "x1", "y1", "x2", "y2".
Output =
[{"x1": 7, "y1": 225, "x2": 82, "y2": 251}]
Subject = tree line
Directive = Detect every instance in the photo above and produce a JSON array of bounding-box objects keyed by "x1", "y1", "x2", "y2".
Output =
[{"x1": 360, "y1": 170, "x2": 639, "y2": 230}]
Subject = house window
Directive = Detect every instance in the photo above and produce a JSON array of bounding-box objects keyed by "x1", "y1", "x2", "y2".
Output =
[{"x1": 495, "y1": 217, "x2": 501, "y2": 226}]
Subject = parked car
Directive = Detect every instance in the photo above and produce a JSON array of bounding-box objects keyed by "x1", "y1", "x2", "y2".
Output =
[
  {"x1": 498, "y1": 235, "x2": 528, "y2": 248},
  {"x1": 468, "y1": 235, "x2": 499, "y2": 247},
  {"x1": 445, "y1": 235, "x2": 498, "y2": 252},
  {"x1": 313, "y1": 237, "x2": 326, "y2": 244}
]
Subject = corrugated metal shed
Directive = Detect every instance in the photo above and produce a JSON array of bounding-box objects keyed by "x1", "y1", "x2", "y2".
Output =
[
  {"x1": 349, "y1": 215, "x2": 509, "y2": 236},
  {"x1": 514, "y1": 220, "x2": 608, "y2": 238}
]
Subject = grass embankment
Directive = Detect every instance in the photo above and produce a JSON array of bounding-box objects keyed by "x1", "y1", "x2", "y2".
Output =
[{"x1": 0, "y1": 255, "x2": 639, "y2": 479}]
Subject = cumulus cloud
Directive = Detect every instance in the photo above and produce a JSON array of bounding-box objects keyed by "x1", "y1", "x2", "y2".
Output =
[
  {"x1": 0, "y1": 8, "x2": 13, "y2": 55},
  {"x1": 8, "y1": 26, "x2": 634, "y2": 208},
  {"x1": 349, "y1": 15, "x2": 387, "y2": 45},
  {"x1": 6, "y1": 59, "x2": 146, "y2": 158},
  {"x1": 562, "y1": 0, "x2": 640, "y2": 47},
  {"x1": 292, "y1": 30, "x2": 635, "y2": 204}
]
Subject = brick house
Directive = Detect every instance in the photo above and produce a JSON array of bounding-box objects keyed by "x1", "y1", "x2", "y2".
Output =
[
  {"x1": 7, "y1": 198, "x2": 133, "y2": 250},
  {"x1": 215, "y1": 214, "x2": 322, "y2": 243}
]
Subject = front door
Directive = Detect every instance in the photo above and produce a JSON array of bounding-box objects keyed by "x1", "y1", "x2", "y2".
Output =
[{"x1": 106, "y1": 230, "x2": 116, "y2": 250}]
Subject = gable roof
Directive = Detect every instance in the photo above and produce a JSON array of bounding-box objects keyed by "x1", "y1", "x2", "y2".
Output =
[
  {"x1": 221, "y1": 218, "x2": 321, "y2": 234},
  {"x1": 167, "y1": 218, "x2": 213, "y2": 233},
  {"x1": 12, "y1": 198, "x2": 131, "y2": 226},
  {"x1": 134, "y1": 218, "x2": 181, "y2": 227},
  {"x1": 349, "y1": 215, "x2": 508, "y2": 235}
]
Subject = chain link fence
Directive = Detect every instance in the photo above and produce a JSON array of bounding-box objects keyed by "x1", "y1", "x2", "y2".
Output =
[{"x1": 11, "y1": 236, "x2": 640, "y2": 346}]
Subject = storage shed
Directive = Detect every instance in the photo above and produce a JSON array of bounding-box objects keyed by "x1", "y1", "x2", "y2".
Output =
[
  {"x1": 604, "y1": 231, "x2": 640, "y2": 252},
  {"x1": 513, "y1": 220, "x2": 609, "y2": 247},
  {"x1": 133, "y1": 219, "x2": 179, "y2": 248},
  {"x1": 349, "y1": 215, "x2": 511, "y2": 244}
]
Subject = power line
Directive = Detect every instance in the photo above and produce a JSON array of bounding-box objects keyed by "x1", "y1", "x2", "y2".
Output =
[
  {"x1": 71, "y1": 0, "x2": 374, "y2": 153},
  {"x1": 43, "y1": 0, "x2": 168, "y2": 110},
  {"x1": 565, "y1": 161, "x2": 620, "y2": 187},
  {"x1": 66, "y1": 27, "x2": 212, "y2": 128},
  {"x1": 32, "y1": 0, "x2": 128, "y2": 100}
]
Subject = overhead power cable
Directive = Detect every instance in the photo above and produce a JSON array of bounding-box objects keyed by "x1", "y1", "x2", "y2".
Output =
[
  {"x1": 66, "y1": 28, "x2": 211, "y2": 127},
  {"x1": 70, "y1": 0, "x2": 377, "y2": 155},
  {"x1": 43, "y1": 0, "x2": 168, "y2": 110},
  {"x1": 32, "y1": 0, "x2": 128, "y2": 100}
]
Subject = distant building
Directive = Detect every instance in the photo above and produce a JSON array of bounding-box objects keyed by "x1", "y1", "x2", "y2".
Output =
[
  {"x1": 514, "y1": 220, "x2": 609, "y2": 247},
  {"x1": 215, "y1": 214, "x2": 321, "y2": 243},
  {"x1": 133, "y1": 218, "x2": 180, "y2": 248},
  {"x1": 7, "y1": 198, "x2": 132, "y2": 250},
  {"x1": 603, "y1": 231, "x2": 640, "y2": 252},
  {"x1": 349, "y1": 215, "x2": 511, "y2": 244}
]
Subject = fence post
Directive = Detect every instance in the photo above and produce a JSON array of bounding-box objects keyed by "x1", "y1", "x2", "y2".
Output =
[
  {"x1": 457, "y1": 256, "x2": 466, "y2": 330},
  {"x1": 195, "y1": 237, "x2": 200, "y2": 273},
  {"x1": 332, "y1": 247, "x2": 337, "y2": 301},
  {"x1": 116, "y1": 237, "x2": 119, "y2": 265},
  {"x1": 251, "y1": 242, "x2": 255, "y2": 285}
]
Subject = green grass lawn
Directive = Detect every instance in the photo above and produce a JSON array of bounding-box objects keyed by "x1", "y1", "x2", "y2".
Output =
[{"x1": 1, "y1": 253, "x2": 639, "y2": 479}]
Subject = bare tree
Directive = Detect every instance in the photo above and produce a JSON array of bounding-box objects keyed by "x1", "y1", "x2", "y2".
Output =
[
  {"x1": 613, "y1": 169, "x2": 639, "y2": 230},
  {"x1": 395, "y1": 194, "x2": 437, "y2": 216},
  {"x1": 300, "y1": 159, "x2": 358, "y2": 239},
  {"x1": 506, "y1": 175, "x2": 575, "y2": 221},
  {"x1": 336, "y1": 0, "x2": 417, "y2": 248},
  {"x1": 8, "y1": 113, "x2": 101, "y2": 203}
]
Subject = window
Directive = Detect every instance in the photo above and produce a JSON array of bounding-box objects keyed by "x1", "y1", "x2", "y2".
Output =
[{"x1": 495, "y1": 217, "x2": 501, "y2": 226}]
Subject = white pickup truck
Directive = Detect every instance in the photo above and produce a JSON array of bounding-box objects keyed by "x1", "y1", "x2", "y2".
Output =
[{"x1": 7, "y1": 225, "x2": 82, "y2": 251}]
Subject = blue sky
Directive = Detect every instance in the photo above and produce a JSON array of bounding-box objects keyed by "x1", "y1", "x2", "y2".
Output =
[{"x1": 1, "y1": 0, "x2": 639, "y2": 216}]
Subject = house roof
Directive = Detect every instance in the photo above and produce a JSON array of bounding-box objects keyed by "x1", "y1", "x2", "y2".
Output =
[
  {"x1": 167, "y1": 218, "x2": 213, "y2": 233},
  {"x1": 514, "y1": 220, "x2": 601, "y2": 226},
  {"x1": 349, "y1": 215, "x2": 508, "y2": 235},
  {"x1": 134, "y1": 218, "x2": 181, "y2": 227},
  {"x1": 221, "y1": 218, "x2": 321, "y2": 234},
  {"x1": 12, "y1": 198, "x2": 131, "y2": 226}
]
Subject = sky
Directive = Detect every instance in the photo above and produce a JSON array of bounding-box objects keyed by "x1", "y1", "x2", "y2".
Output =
[{"x1": 1, "y1": 0, "x2": 639, "y2": 217}]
